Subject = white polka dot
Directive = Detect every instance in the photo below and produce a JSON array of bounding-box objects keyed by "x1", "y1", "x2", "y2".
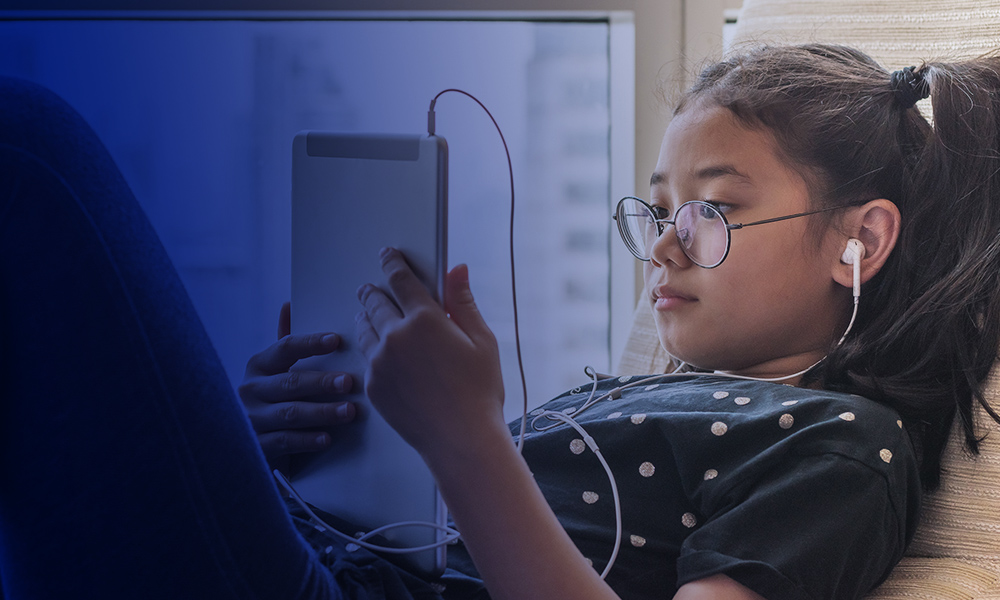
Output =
[
  {"x1": 345, "y1": 543, "x2": 360, "y2": 552},
  {"x1": 645, "y1": 384, "x2": 660, "y2": 391},
  {"x1": 897, "y1": 420, "x2": 903, "y2": 428},
  {"x1": 618, "y1": 375, "x2": 633, "y2": 383},
  {"x1": 713, "y1": 391, "x2": 730, "y2": 399},
  {"x1": 704, "y1": 469, "x2": 718, "y2": 480},
  {"x1": 570, "y1": 439, "x2": 586, "y2": 455},
  {"x1": 563, "y1": 407, "x2": 577, "y2": 415},
  {"x1": 839, "y1": 412, "x2": 856, "y2": 421},
  {"x1": 681, "y1": 512, "x2": 698, "y2": 528},
  {"x1": 880, "y1": 449, "x2": 893, "y2": 464},
  {"x1": 630, "y1": 535, "x2": 646, "y2": 547},
  {"x1": 782, "y1": 400, "x2": 799, "y2": 406},
  {"x1": 779, "y1": 413, "x2": 795, "y2": 429},
  {"x1": 313, "y1": 524, "x2": 325, "y2": 532},
  {"x1": 530, "y1": 408, "x2": 545, "y2": 416},
  {"x1": 582, "y1": 491, "x2": 599, "y2": 504},
  {"x1": 607, "y1": 411, "x2": 623, "y2": 419},
  {"x1": 711, "y1": 421, "x2": 728, "y2": 436},
  {"x1": 324, "y1": 546, "x2": 334, "y2": 554},
  {"x1": 631, "y1": 413, "x2": 647, "y2": 424},
  {"x1": 734, "y1": 397, "x2": 751, "y2": 405},
  {"x1": 639, "y1": 462, "x2": 655, "y2": 477},
  {"x1": 571, "y1": 387, "x2": 582, "y2": 394}
]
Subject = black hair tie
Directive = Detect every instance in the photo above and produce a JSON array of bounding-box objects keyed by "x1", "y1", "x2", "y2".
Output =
[{"x1": 890, "y1": 66, "x2": 930, "y2": 109}]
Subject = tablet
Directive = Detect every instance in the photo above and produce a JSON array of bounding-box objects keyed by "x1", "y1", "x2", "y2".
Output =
[{"x1": 289, "y1": 131, "x2": 448, "y2": 577}]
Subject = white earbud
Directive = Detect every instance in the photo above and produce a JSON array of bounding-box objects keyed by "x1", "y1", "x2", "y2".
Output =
[{"x1": 841, "y1": 238, "x2": 865, "y2": 298}]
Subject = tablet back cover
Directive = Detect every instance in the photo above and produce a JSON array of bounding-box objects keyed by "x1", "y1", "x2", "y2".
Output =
[{"x1": 289, "y1": 132, "x2": 448, "y2": 576}]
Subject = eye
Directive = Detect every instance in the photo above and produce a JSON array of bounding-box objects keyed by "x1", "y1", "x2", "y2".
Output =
[
  {"x1": 695, "y1": 202, "x2": 720, "y2": 220},
  {"x1": 701, "y1": 201, "x2": 734, "y2": 218},
  {"x1": 650, "y1": 204, "x2": 670, "y2": 220}
]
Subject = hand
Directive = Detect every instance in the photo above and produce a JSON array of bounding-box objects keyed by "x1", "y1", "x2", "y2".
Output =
[
  {"x1": 239, "y1": 302, "x2": 357, "y2": 472},
  {"x1": 355, "y1": 247, "x2": 506, "y2": 464}
]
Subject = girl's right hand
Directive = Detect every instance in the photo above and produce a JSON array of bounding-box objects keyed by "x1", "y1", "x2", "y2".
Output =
[{"x1": 239, "y1": 302, "x2": 357, "y2": 472}]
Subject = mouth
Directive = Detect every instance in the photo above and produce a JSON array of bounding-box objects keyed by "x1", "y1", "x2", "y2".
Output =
[{"x1": 651, "y1": 284, "x2": 697, "y2": 311}]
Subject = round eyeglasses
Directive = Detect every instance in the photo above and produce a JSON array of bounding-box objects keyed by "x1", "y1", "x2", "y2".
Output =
[{"x1": 613, "y1": 196, "x2": 852, "y2": 268}]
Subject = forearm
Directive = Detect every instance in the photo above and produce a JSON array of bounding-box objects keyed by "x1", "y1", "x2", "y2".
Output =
[{"x1": 424, "y1": 420, "x2": 620, "y2": 600}]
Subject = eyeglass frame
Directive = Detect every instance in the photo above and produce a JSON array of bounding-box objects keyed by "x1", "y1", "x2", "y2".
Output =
[{"x1": 613, "y1": 196, "x2": 856, "y2": 268}]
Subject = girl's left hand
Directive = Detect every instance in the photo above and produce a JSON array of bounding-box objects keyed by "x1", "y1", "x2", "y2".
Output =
[{"x1": 355, "y1": 247, "x2": 506, "y2": 464}]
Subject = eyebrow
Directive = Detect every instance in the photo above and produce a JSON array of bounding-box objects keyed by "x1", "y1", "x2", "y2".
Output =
[{"x1": 649, "y1": 164, "x2": 753, "y2": 188}]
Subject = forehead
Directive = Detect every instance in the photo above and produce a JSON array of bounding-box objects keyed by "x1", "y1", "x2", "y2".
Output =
[{"x1": 651, "y1": 104, "x2": 805, "y2": 196}]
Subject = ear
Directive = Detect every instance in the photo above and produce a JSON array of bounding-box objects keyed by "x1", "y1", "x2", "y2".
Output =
[{"x1": 831, "y1": 199, "x2": 901, "y2": 290}]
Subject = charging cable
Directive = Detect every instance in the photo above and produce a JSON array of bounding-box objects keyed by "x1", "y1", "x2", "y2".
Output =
[
  {"x1": 277, "y1": 88, "x2": 529, "y2": 560},
  {"x1": 274, "y1": 469, "x2": 461, "y2": 553},
  {"x1": 429, "y1": 89, "x2": 531, "y2": 451}
]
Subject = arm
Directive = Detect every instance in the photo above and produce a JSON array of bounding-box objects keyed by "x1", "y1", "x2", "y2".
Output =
[
  {"x1": 356, "y1": 249, "x2": 619, "y2": 600},
  {"x1": 675, "y1": 576, "x2": 767, "y2": 600}
]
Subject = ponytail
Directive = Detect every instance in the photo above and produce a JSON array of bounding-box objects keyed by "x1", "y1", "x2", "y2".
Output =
[{"x1": 830, "y1": 56, "x2": 1000, "y2": 488}]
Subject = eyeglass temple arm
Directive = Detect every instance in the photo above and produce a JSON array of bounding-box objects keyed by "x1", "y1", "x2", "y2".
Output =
[{"x1": 726, "y1": 204, "x2": 849, "y2": 230}]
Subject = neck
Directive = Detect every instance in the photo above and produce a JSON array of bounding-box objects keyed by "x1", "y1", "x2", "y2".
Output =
[
  {"x1": 713, "y1": 296, "x2": 858, "y2": 385},
  {"x1": 713, "y1": 356, "x2": 823, "y2": 386}
]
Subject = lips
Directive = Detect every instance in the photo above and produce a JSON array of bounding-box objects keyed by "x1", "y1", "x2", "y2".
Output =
[{"x1": 652, "y1": 284, "x2": 697, "y2": 311}]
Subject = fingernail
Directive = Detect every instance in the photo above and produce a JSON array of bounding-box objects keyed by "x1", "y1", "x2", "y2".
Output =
[
  {"x1": 322, "y1": 373, "x2": 337, "y2": 391},
  {"x1": 336, "y1": 402, "x2": 354, "y2": 420},
  {"x1": 334, "y1": 374, "x2": 349, "y2": 392},
  {"x1": 315, "y1": 433, "x2": 329, "y2": 447},
  {"x1": 322, "y1": 333, "x2": 338, "y2": 347},
  {"x1": 379, "y1": 247, "x2": 390, "y2": 258}
]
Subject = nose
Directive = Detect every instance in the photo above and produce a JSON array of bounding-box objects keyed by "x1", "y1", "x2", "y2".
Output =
[{"x1": 648, "y1": 221, "x2": 692, "y2": 269}]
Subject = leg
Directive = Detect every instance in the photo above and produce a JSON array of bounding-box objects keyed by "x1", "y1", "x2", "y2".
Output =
[{"x1": 0, "y1": 76, "x2": 336, "y2": 599}]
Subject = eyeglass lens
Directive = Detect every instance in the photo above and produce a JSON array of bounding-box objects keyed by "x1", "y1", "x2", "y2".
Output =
[{"x1": 617, "y1": 198, "x2": 729, "y2": 267}]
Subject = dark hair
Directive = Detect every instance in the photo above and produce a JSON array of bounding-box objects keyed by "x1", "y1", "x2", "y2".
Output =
[{"x1": 678, "y1": 44, "x2": 1000, "y2": 490}]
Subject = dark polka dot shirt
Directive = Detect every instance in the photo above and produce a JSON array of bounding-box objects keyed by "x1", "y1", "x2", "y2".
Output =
[{"x1": 445, "y1": 374, "x2": 920, "y2": 600}]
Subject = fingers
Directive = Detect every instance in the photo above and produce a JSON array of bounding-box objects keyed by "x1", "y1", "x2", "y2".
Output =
[
  {"x1": 278, "y1": 301, "x2": 291, "y2": 339},
  {"x1": 357, "y1": 283, "x2": 403, "y2": 334},
  {"x1": 246, "y1": 332, "x2": 341, "y2": 377},
  {"x1": 255, "y1": 400, "x2": 356, "y2": 461},
  {"x1": 444, "y1": 263, "x2": 492, "y2": 343},
  {"x1": 249, "y1": 399, "x2": 356, "y2": 435},
  {"x1": 239, "y1": 369, "x2": 353, "y2": 404},
  {"x1": 259, "y1": 430, "x2": 332, "y2": 461},
  {"x1": 355, "y1": 246, "x2": 438, "y2": 336},
  {"x1": 378, "y1": 247, "x2": 435, "y2": 313},
  {"x1": 355, "y1": 310, "x2": 380, "y2": 357}
]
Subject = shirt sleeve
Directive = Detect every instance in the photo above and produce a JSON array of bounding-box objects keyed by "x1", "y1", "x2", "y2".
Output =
[{"x1": 676, "y1": 450, "x2": 911, "y2": 600}]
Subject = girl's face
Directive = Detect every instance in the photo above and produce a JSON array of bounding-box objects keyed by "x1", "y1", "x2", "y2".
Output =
[{"x1": 645, "y1": 104, "x2": 851, "y2": 378}]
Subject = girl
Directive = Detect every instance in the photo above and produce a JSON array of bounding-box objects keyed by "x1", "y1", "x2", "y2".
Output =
[
  {"x1": 3, "y1": 43, "x2": 999, "y2": 600},
  {"x1": 241, "y1": 44, "x2": 1000, "y2": 599}
]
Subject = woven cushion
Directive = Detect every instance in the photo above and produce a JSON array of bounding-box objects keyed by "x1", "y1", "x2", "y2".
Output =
[
  {"x1": 730, "y1": 0, "x2": 1000, "y2": 66},
  {"x1": 616, "y1": 0, "x2": 1000, "y2": 596}
]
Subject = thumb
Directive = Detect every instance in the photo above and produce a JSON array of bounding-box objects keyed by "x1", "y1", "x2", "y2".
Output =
[{"x1": 445, "y1": 264, "x2": 491, "y2": 341}]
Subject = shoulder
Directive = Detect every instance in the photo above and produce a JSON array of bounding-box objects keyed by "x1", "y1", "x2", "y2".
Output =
[
  {"x1": 670, "y1": 379, "x2": 921, "y2": 599},
  {"x1": 635, "y1": 376, "x2": 919, "y2": 518}
]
